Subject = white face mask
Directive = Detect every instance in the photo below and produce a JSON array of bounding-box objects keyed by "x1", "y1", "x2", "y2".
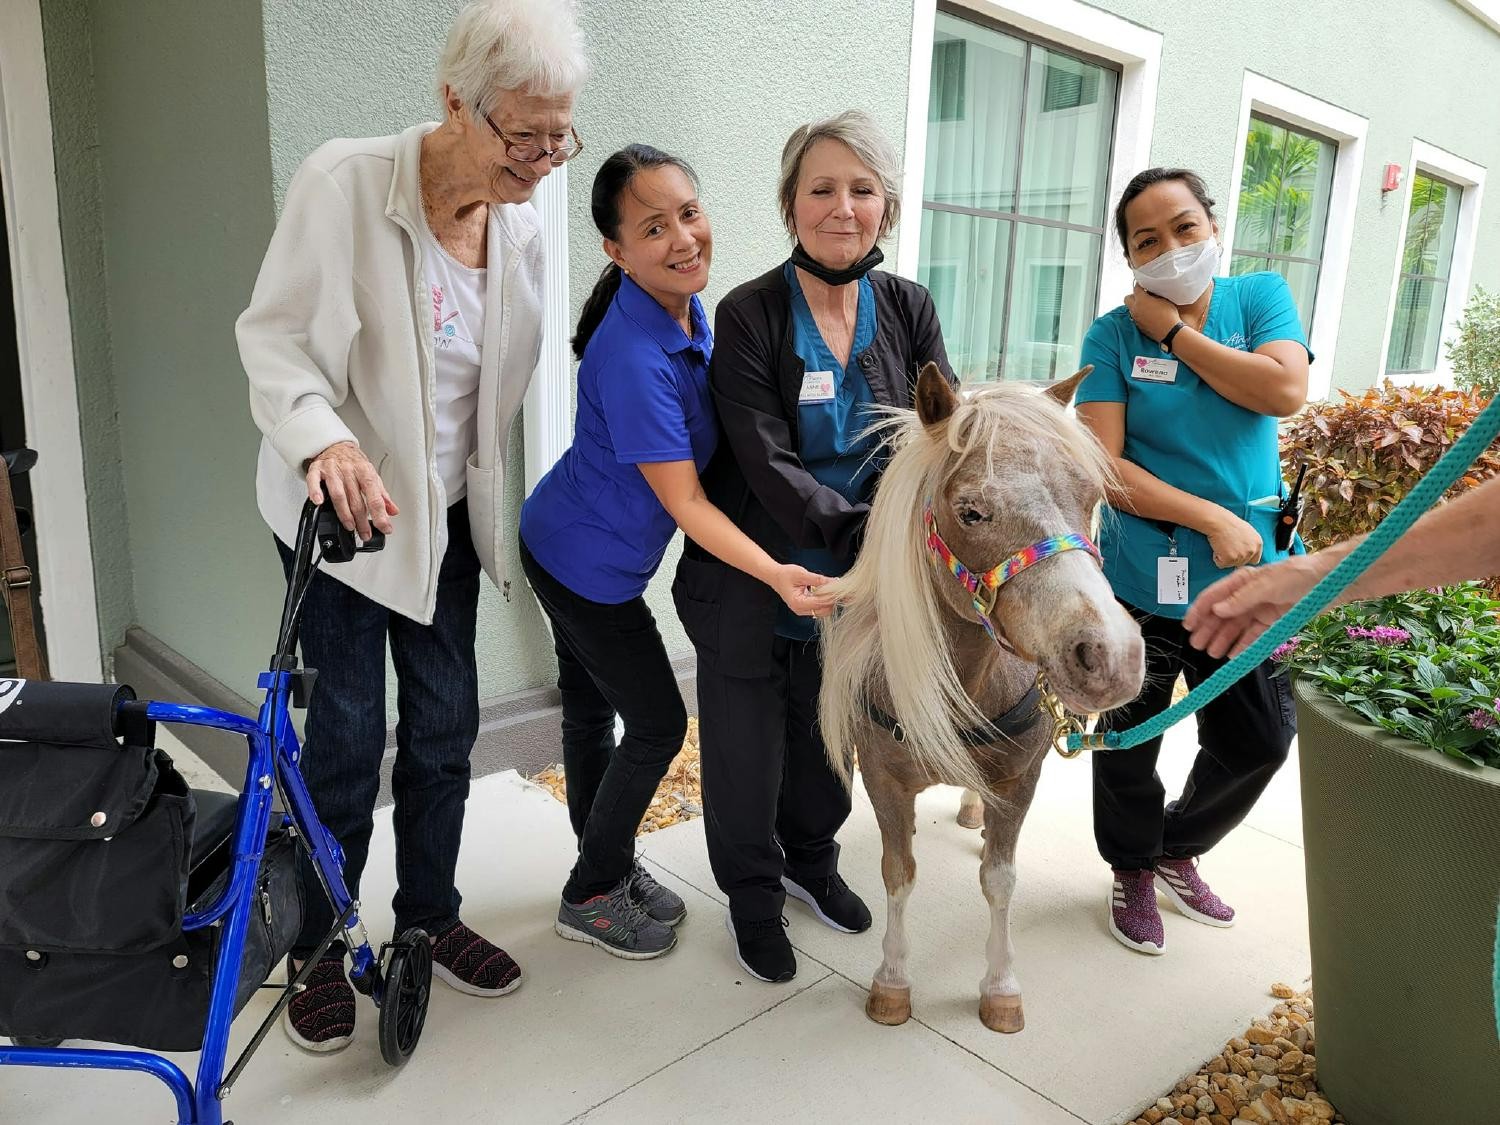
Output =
[{"x1": 1131, "y1": 238, "x2": 1221, "y2": 306}]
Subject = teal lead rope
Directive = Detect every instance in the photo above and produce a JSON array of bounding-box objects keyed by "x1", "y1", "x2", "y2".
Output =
[
  {"x1": 1069, "y1": 393, "x2": 1500, "y2": 753},
  {"x1": 1063, "y1": 393, "x2": 1500, "y2": 1040}
]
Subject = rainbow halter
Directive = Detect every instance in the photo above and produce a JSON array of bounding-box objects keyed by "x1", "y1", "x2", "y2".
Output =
[{"x1": 923, "y1": 498, "x2": 1102, "y2": 648}]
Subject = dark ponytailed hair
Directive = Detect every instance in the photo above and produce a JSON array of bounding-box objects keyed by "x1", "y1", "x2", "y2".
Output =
[
  {"x1": 571, "y1": 143, "x2": 700, "y2": 359},
  {"x1": 1112, "y1": 167, "x2": 1217, "y2": 256}
]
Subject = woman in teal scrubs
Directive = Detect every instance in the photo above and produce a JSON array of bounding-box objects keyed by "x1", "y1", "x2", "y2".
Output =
[{"x1": 1075, "y1": 168, "x2": 1311, "y2": 956}]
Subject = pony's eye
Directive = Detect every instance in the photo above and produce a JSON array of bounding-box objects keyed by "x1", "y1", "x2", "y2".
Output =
[{"x1": 958, "y1": 506, "x2": 988, "y2": 526}]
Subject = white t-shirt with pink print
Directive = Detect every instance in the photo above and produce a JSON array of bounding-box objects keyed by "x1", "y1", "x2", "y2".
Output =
[{"x1": 420, "y1": 222, "x2": 485, "y2": 504}]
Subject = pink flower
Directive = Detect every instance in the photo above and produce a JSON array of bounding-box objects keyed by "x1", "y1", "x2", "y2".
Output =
[
  {"x1": 1271, "y1": 638, "x2": 1302, "y2": 662},
  {"x1": 1344, "y1": 625, "x2": 1410, "y2": 645},
  {"x1": 1468, "y1": 709, "x2": 1497, "y2": 730}
]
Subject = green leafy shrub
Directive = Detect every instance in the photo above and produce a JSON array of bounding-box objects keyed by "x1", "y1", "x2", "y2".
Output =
[
  {"x1": 1449, "y1": 287, "x2": 1500, "y2": 402},
  {"x1": 1280, "y1": 380, "x2": 1500, "y2": 551},
  {"x1": 1276, "y1": 584, "x2": 1500, "y2": 769}
]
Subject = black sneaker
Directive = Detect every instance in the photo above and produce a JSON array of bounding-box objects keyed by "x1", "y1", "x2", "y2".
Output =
[
  {"x1": 628, "y1": 859, "x2": 687, "y2": 926},
  {"x1": 726, "y1": 912, "x2": 796, "y2": 983},
  {"x1": 781, "y1": 871, "x2": 872, "y2": 934},
  {"x1": 283, "y1": 952, "x2": 355, "y2": 1053}
]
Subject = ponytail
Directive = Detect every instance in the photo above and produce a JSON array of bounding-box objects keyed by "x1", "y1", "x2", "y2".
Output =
[{"x1": 572, "y1": 262, "x2": 623, "y2": 359}]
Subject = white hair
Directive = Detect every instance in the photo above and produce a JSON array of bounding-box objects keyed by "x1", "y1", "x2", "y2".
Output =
[
  {"x1": 779, "y1": 109, "x2": 903, "y2": 241},
  {"x1": 435, "y1": 0, "x2": 589, "y2": 117}
]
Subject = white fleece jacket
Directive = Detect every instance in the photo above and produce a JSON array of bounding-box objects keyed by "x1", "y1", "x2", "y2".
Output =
[{"x1": 238, "y1": 123, "x2": 544, "y2": 623}]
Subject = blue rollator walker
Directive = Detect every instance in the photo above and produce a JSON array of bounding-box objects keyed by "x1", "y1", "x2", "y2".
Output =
[{"x1": 0, "y1": 500, "x2": 432, "y2": 1124}]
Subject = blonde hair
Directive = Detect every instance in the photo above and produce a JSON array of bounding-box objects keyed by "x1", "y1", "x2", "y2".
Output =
[
  {"x1": 778, "y1": 110, "x2": 902, "y2": 242},
  {"x1": 434, "y1": 0, "x2": 589, "y2": 117}
]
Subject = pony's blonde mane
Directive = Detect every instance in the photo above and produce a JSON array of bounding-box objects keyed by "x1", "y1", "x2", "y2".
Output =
[{"x1": 819, "y1": 383, "x2": 1116, "y2": 793}]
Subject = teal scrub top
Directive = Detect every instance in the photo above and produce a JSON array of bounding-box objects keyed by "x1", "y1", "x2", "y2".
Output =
[
  {"x1": 1075, "y1": 270, "x2": 1312, "y2": 619},
  {"x1": 776, "y1": 261, "x2": 880, "y2": 640}
]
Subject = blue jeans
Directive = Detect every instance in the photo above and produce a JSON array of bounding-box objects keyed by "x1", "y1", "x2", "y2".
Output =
[{"x1": 278, "y1": 501, "x2": 480, "y2": 954}]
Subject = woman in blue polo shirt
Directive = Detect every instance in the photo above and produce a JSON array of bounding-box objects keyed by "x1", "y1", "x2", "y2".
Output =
[
  {"x1": 1075, "y1": 168, "x2": 1311, "y2": 956},
  {"x1": 519, "y1": 145, "x2": 835, "y2": 962}
]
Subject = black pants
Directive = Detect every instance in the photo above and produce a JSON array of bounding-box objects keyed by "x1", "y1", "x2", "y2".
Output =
[
  {"x1": 1093, "y1": 605, "x2": 1296, "y2": 871},
  {"x1": 279, "y1": 501, "x2": 480, "y2": 956},
  {"x1": 696, "y1": 636, "x2": 852, "y2": 921},
  {"x1": 518, "y1": 536, "x2": 687, "y2": 900}
]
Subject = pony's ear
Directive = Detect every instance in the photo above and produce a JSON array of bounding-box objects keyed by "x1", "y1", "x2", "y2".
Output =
[
  {"x1": 1044, "y1": 364, "x2": 1093, "y2": 407},
  {"x1": 915, "y1": 362, "x2": 959, "y2": 428}
]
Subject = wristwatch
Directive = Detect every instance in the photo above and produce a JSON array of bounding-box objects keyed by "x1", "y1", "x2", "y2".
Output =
[{"x1": 1160, "y1": 321, "x2": 1189, "y2": 355}]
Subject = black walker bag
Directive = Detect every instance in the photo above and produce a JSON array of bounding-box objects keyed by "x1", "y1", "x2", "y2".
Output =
[{"x1": 0, "y1": 679, "x2": 303, "y2": 1050}]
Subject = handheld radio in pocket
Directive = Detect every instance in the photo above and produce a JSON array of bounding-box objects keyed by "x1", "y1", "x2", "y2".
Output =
[{"x1": 1274, "y1": 463, "x2": 1307, "y2": 554}]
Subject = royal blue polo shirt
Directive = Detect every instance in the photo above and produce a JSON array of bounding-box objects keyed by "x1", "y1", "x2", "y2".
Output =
[
  {"x1": 1075, "y1": 270, "x2": 1311, "y2": 618},
  {"x1": 520, "y1": 274, "x2": 715, "y2": 603}
]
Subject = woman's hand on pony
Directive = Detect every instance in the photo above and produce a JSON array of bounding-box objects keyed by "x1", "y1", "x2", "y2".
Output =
[{"x1": 773, "y1": 565, "x2": 840, "y2": 617}]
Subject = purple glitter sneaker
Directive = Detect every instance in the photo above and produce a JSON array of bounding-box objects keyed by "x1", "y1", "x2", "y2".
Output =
[
  {"x1": 1155, "y1": 857, "x2": 1236, "y2": 928},
  {"x1": 1109, "y1": 868, "x2": 1165, "y2": 955}
]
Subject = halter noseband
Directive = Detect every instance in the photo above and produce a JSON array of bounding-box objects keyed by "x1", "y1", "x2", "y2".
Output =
[{"x1": 923, "y1": 498, "x2": 1101, "y2": 648}]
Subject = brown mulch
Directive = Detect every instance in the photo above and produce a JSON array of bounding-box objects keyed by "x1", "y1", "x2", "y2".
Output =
[
  {"x1": 1128, "y1": 985, "x2": 1344, "y2": 1124},
  {"x1": 530, "y1": 718, "x2": 703, "y2": 835}
]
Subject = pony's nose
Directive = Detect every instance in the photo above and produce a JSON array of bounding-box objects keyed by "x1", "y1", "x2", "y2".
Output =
[{"x1": 1073, "y1": 639, "x2": 1104, "y2": 674}]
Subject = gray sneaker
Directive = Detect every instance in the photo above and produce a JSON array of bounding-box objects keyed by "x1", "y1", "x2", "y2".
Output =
[
  {"x1": 556, "y1": 879, "x2": 677, "y2": 960},
  {"x1": 628, "y1": 859, "x2": 686, "y2": 926}
]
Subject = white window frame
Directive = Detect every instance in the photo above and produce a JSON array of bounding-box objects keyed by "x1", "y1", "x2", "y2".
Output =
[
  {"x1": 0, "y1": 0, "x2": 103, "y2": 680},
  {"x1": 523, "y1": 167, "x2": 572, "y2": 493},
  {"x1": 1377, "y1": 140, "x2": 1486, "y2": 387},
  {"x1": 1452, "y1": 0, "x2": 1500, "y2": 35},
  {"x1": 897, "y1": 0, "x2": 1162, "y2": 322},
  {"x1": 1220, "y1": 73, "x2": 1367, "y2": 403}
]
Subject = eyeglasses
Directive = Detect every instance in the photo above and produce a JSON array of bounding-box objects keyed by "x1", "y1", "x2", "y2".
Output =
[{"x1": 483, "y1": 115, "x2": 583, "y2": 166}]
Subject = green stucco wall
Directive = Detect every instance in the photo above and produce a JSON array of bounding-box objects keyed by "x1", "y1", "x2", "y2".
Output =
[
  {"x1": 40, "y1": 0, "x2": 134, "y2": 667},
  {"x1": 1100, "y1": 0, "x2": 1500, "y2": 392},
  {"x1": 564, "y1": 0, "x2": 917, "y2": 657},
  {"x1": 45, "y1": 0, "x2": 1500, "y2": 709},
  {"x1": 45, "y1": 0, "x2": 281, "y2": 696},
  {"x1": 258, "y1": 0, "x2": 917, "y2": 695}
]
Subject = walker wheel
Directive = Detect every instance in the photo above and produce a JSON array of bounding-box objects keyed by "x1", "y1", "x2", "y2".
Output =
[
  {"x1": 378, "y1": 927, "x2": 431, "y2": 1067},
  {"x1": 9, "y1": 1036, "x2": 64, "y2": 1047}
]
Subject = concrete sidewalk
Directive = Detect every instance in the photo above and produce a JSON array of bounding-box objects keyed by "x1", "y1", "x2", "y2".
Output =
[{"x1": 2, "y1": 723, "x2": 1310, "y2": 1124}]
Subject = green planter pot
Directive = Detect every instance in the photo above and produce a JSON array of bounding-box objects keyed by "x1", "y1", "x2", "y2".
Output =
[{"x1": 1295, "y1": 679, "x2": 1500, "y2": 1121}]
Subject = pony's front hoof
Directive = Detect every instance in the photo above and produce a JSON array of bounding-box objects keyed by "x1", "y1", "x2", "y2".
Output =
[
  {"x1": 979, "y1": 992, "x2": 1024, "y2": 1033},
  {"x1": 866, "y1": 981, "x2": 912, "y2": 1025}
]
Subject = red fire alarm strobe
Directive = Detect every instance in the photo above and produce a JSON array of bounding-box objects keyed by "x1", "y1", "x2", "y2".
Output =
[{"x1": 1382, "y1": 163, "x2": 1402, "y2": 193}]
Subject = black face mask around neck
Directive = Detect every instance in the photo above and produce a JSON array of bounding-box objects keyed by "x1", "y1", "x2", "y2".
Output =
[{"x1": 789, "y1": 242, "x2": 885, "y2": 287}]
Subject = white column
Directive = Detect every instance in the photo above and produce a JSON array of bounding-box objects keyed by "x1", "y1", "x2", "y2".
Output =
[{"x1": 524, "y1": 165, "x2": 573, "y2": 495}]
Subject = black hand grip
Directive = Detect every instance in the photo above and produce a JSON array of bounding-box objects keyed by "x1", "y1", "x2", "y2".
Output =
[{"x1": 314, "y1": 506, "x2": 386, "y2": 563}]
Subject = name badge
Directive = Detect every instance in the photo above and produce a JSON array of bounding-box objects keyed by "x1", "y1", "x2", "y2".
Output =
[
  {"x1": 799, "y1": 370, "x2": 835, "y2": 404},
  {"x1": 1132, "y1": 356, "x2": 1179, "y2": 384},
  {"x1": 1157, "y1": 556, "x2": 1189, "y2": 605}
]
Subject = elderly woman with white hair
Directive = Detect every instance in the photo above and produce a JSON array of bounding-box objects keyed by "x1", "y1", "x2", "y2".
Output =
[
  {"x1": 672, "y1": 110, "x2": 956, "y2": 983},
  {"x1": 236, "y1": 0, "x2": 586, "y2": 1051}
]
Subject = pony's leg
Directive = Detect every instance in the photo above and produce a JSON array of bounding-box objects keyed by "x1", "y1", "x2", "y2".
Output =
[
  {"x1": 978, "y1": 796, "x2": 1027, "y2": 1033},
  {"x1": 862, "y1": 756, "x2": 917, "y2": 1026},
  {"x1": 957, "y1": 788, "x2": 984, "y2": 829}
]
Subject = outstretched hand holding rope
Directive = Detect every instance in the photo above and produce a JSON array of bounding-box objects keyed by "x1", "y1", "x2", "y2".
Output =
[{"x1": 1185, "y1": 472, "x2": 1500, "y2": 659}]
